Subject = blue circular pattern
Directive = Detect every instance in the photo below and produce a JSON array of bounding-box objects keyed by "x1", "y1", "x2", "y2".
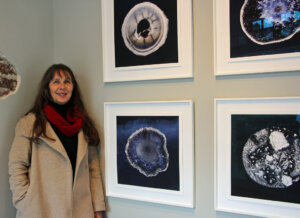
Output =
[{"x1": 125, "y1": 127, "x2": 169, "y2": 177}]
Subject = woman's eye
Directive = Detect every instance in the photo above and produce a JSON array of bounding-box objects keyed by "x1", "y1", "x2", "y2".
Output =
[
  {"x1": 53, "y1": 80, "x2": 60, "y2": 84},
  {"x1": 64, "y1": 80, "x2": 72, "y2": 84}
]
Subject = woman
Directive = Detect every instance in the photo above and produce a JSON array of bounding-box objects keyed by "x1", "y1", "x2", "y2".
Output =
[{"x1": 8, "y1": 64, "x2": 105, "y2": 218}]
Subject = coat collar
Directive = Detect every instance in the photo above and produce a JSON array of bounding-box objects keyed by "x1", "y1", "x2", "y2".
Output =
[
  {"x1": 40, "y1": 122, "x2": 68, "y2": 159},
  {"x1": 39, "y1": 121, "x2": 88, "y2": 172}
]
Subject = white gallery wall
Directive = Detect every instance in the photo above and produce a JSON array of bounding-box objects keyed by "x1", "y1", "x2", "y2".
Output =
[{"x1": 1, "y1": 0, "x2": 300, "y2": 217}]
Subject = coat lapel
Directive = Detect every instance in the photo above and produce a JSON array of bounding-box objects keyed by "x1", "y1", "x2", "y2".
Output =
[
  {"x1": 75, "y1": 130, "x2": 88, "y2": 170},
  {"x1": 39, "y1": 122, "x2": 69, "y2": 160},
  {"x1": 39, "y1": 120, "x2": 88, "y2": 181},
  {"x1": 73, "y1": 130, "x2": 88, "y2": 185}
]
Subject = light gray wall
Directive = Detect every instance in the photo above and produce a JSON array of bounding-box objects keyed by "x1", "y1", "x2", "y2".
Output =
[
  {"x1": 0, "y1": 0, "x2": 53, "y2": 217},
  {"x1": 52, "y1": 0, "x2": 300, "y2": 218},
  {"x1": 2, "y1": 0, "x2": 300, "y2": 218}
]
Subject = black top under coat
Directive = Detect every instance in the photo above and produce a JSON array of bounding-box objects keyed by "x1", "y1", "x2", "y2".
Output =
[{"x1": 48, "y1": 101, "x2": 78, "y2": 181}]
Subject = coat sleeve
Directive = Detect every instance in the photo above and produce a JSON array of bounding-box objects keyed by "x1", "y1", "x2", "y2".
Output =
[
  {"x1": 8, "y1": 115, "x2": 33, "y2": 210},
  {"x1": 88, "y1": 145, "x2": 106, "y2": 212}
]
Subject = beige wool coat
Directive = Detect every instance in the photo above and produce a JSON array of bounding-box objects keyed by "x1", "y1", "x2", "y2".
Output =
[{"x1": 8, "y1": 113, "x2": 106, "y2": 218}]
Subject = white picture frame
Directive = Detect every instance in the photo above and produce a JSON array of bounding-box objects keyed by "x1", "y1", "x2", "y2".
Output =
[
  {"x1": 214, "y1": 0, "x2": 300, "y2": 76},
  {"x1": 215, "y1": 97, "x2": 300, "y2": 218},
  {"x1": 104, "y1": 100, "x2": 194, "y2": 207},
  {"x1": 101, "y1": 0, "x2": 193, "y2": 82}
]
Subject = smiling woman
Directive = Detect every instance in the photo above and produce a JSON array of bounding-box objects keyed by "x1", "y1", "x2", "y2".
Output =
[
  {"x1": 48, "y1": 70, "x2": 73, "y2": 105},
  {"x1": 8, "y1": 64, "x2": 106, "y2": 218}
]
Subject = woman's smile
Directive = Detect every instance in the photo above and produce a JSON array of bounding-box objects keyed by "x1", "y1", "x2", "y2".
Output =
[{"x1": 49, "y1": 71, "x2": 73, "y2": 105}]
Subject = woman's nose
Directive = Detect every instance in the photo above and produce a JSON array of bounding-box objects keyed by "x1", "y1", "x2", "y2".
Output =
[{"x1": 58, "y1": 82, "x2": 66, "y2": 89}]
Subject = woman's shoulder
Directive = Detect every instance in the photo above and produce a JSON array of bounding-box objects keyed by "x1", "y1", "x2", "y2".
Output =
[
  {"x1": 18, "y1": 113, "x2": 36, "y2": 124},
  {"x1": 15, "y1": 113, "x2": 37, "y2": 135}
]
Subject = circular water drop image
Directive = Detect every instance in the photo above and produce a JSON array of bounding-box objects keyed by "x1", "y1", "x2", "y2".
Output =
[
  {"x1": 243, "y1": 127, "x2": 300, "y2": 188},
  {"x1": 125, "y1": 127, "x2": 169, "y2": 177},
  {"x1": 240, "y1": 0, "x2": 300, "y2": 44},
  {"x1": 121, "y1": 2, "x2": 169, "y2": 56}
]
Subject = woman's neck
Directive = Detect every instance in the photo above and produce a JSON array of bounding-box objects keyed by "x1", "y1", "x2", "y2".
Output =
[{"x1": 48, "y1": 101, "x2": 71, "y2": 118}]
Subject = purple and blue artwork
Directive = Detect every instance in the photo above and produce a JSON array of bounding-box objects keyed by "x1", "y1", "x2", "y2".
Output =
[
  {"x1": 117, "y1": 116, "x2": 180, "y2": 191},
  {"x1": 241, "y1": 0, "x2": 300, "y2": 44},
  {"x1": 231, "y1": 114, "x2": 300, "y2": 204},
  {"x1": 230, "y1": 0, "x2": 300, "y2": 58},
  {"x1": 125, "y1": 127, "x2": 169, "y2": 177}
]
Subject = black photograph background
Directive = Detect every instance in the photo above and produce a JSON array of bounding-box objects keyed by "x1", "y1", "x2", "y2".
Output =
[
  {"x1": 231, "y1": 114, "x2": 300, "y2": 204},
  {"x1": 230, "y1": 0, "x2": 300, "y2": 58},
  {"x1": 116, "y1": 116, "x2": 180, "y2": 191},
  {"x1": 114, "y1": 0, "x2": 178, "y2": 67}
]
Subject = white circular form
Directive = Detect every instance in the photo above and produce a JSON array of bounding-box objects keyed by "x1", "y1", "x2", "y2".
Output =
[{"x1": 121, "y1": 2, "x2": 169, "y2": 56}]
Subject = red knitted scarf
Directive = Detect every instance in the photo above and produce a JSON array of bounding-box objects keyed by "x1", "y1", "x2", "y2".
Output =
[{"x1": 44, "y1": 105, "x2": 84, "y2": 136}]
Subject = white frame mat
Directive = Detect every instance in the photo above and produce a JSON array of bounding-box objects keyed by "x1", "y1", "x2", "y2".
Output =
[
  {"x1": 102, "y1": 0, "x2": 193, "y2": 82},
  {"x1": 215, "y1": 97, "x2": 300, "y2": 218},
  {"x1": 104, "y1": 100, "x2": 194, "y2": 207}
]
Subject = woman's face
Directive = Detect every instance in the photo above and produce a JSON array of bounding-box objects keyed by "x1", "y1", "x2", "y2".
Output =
[{"x1": 49, "y1": 71, "x2": 73, "y2": 105}]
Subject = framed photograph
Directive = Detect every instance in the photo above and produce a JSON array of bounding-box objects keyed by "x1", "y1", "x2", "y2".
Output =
[
  {"x1": 214, "y1": 0, "x2": 300, "y2": 76},
  {"x1": 102, "y1": 0, "x2": 193, "y2": 82},
  {"x1": 104, "y1": 100, "x2": 194, "y2": 207},
  {"x1": 215, "y1": 97, "x2": 300, "y2": 218}
]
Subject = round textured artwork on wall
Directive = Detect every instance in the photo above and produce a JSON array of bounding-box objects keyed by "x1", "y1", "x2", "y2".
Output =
[
  {"x1": 0, "y1": 54, "x2": 20, "y2": 99},
  {"x1": 125, "y1": 127, "x2": 169, "y2": 177},
  {"x1": 114, "y1": 0, "x2": 178, "y2": 67},
  {"x1": 240, "y1": 0, "x2": 300, "y2": 45},
  {"x1": 243, "y1": 127, "x2": 300, "y2": 188},
  {"x1": 121, "y1": 2, "x2": 169, "y2": 56}
]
